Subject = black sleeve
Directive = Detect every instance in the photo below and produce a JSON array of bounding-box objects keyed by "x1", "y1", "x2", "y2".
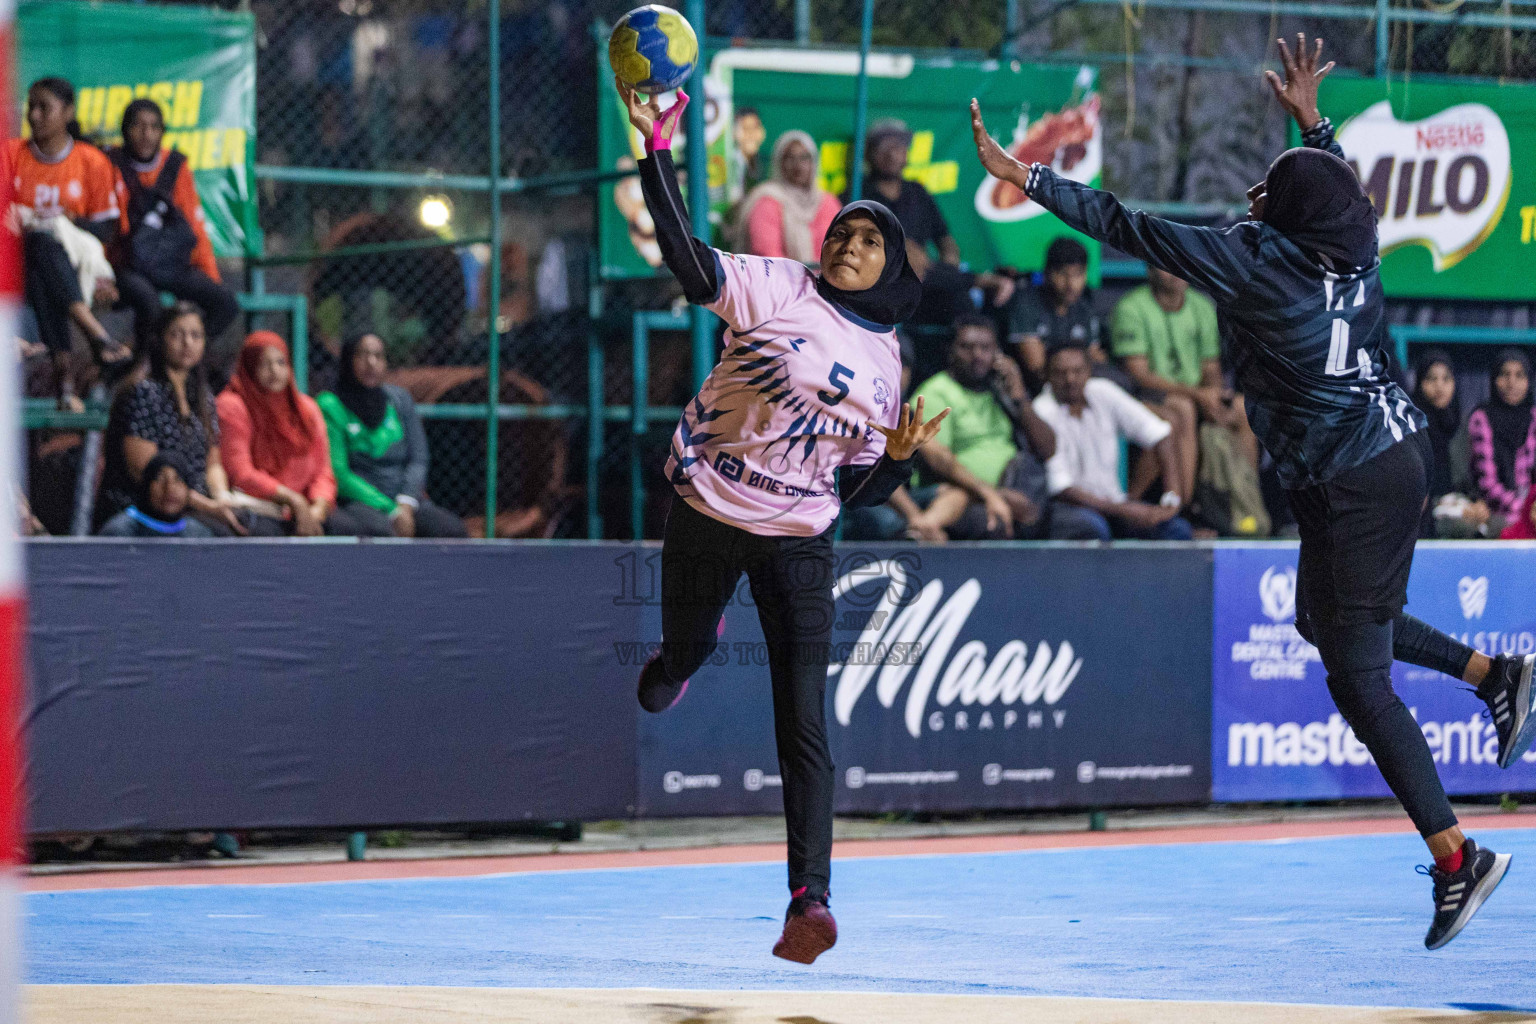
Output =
[
  {"x1": 77, "y1": 216, "x2": 117, "y2": 246},
  {"x1": 838, "y1": 454, "x2": 913, "y2": 509},
  {"x1": 1024, "y1": 164, "x2": 1261, "y2": 305},
  {"x1": 637, "y1": 149, "x2": 719, "y2": 304},
  {"x1": 1300, "y1": 116, "x2": 1346, "y2": 160}
]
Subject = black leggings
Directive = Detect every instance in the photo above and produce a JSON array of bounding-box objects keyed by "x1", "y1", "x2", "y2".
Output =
[
  {"x1": 118, "y1": 267, "x2": 240, "y2": 352},
  {"x1": 660, "y1": 496, "x2": 836, "y2": 899},
  {"x1": 23, "y1": 231, "x2": 83, "y2": 354}
]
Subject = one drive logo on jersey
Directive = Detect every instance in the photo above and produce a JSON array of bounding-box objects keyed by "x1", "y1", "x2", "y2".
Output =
[
  {"x1": 635, "y1": 547, "x2": 1210, "y2": 815},
  {"x1": 1212, "y1": 545, "x2": 1536, "y2": 802},
  {"x1": 1337, "y1": 101, "x2": 1511, "y2": 272}
]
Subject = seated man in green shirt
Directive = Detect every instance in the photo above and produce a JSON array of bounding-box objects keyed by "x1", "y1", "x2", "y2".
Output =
[{"x1": 1112, "y1": 267, "x2": 1259, "y2": 504}]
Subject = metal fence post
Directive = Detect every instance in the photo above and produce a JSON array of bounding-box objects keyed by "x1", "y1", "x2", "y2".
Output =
[
  {"x1": 588, "y1": 259, "x2": 605, "y2": 540},
  {"x1": 685, "y1": 0, "x2": 712, "y2": 392},
  {"x1": 848, "y1": 0, "x2": 876, "y2": 202},
  {"x1": 796, "y1": 0, "x2": 811, "y2": 44},
  {"x1": 1375, "y1": 0, "x2": 1389, "y2": 77},
  {"x1": 485, "y1": 0, "x2": 503, "y2": 539},
  {"x1": 632, "y1": 315, "x2": 649, "y2": 540}
]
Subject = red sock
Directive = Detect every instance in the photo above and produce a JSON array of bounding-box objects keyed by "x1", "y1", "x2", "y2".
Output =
[{"x1": 1435, "y1": 846, "x2": 1464, "y2": 873}]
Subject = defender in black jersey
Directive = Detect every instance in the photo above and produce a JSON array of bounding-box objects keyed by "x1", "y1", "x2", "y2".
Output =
[{"x1": 972, "y1": 36, "x2": 1536, "y2": 949}]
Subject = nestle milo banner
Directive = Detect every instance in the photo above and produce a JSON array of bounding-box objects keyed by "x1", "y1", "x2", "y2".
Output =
[
  {"x1": 19, "y1": 0, "x2": 259, "y2": 258},
  {"x1": 600, "y1": 48, "x2": 1100, "y2": 281},
  {"x1": 1311, "y1": 79, "x2": 1536, "y2": 300}
]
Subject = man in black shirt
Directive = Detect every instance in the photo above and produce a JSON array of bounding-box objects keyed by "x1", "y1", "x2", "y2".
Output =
[
  {"x1": 974, "y1": 34, "x2": 1535, "y2": 951},
  {"x1": 1006, "y1": 237, "x2": 1104, "y2": 381},
  {"x1": 846, "y1": 119, "x2": 959, "y2": 266}
]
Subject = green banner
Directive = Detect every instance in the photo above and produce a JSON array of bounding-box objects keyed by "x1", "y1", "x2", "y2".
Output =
[
  {"x1": 18, "y1": 0, "x2": 259, "y2": 258},
  {"x1": 1314, "y1": 78, "x2": 1536, "y2": 300},
  {"x1": 600, "y1": 48, "x2": 1100, "y2": 282}
]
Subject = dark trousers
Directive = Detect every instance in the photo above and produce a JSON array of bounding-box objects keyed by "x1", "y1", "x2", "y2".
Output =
[
  {"x1": 1291, "y1": 432, "x2": 1460, "y2": 838},
  {"x1": 22, "y1": 231, "x2": 83, "y2": 354},
  {"x1": 117, "y1": 267, "x2": 239, "y2": 351},
  {"x1": 238, "y1": 505, "x2": 369, "y2": 537},
  {"x1": 660, "y1": 496, "x2": 836, "y2": 899},
  {"x1": 341, "y1": 500, "x2": 468, "y2": 538}
]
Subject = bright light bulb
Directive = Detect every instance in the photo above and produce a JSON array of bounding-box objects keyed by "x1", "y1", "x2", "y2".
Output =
[{"x1": 419, "y1": 196, "x2": 452, "y2": 229}]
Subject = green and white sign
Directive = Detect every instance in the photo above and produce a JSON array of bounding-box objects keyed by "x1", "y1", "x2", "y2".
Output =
[
  {"x1": 600, "y1": 48, "x2": 1101, "y2": 282},
  {"x1": 18, "y1": 0, "x2": 260, "y2": 257},
  {"x1": 1316, "y1": 78, "x2": 1536, "y2": 299}
]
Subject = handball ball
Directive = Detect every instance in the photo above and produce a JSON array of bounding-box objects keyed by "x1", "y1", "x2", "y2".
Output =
[{"x1": 609, "y1": 5, "x2": 698, "y2": 95}]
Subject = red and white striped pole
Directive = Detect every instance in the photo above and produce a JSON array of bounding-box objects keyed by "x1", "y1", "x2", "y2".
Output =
[{"x1": 0, "y1": 0, "x2": 25, "y2": 1018}]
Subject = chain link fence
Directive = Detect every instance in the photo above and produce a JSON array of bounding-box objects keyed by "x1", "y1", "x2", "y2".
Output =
[{"x1": 121, "y1": 0, "x2": 1535, "y2": 539}]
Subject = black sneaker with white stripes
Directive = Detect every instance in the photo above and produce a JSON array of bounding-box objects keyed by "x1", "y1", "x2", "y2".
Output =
[
  {"x1": 1419, "y1": 838, "x2": 1511, "y2": 950},
  {"x1": 1480, "y1": 653, "x2": 1536, "y2": 769}
]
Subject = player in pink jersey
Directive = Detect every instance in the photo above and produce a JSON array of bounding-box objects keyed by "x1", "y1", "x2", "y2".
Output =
[{"x1": 619, "y1": 81, "x2": 949, "y2": 964}]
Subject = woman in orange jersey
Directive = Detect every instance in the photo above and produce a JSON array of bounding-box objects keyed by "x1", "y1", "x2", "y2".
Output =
[
  {"x1": 6, "y1": 77, "x2": 132, "y2": 408},
  {"x1": 109, "y1": 99, "x2": 238, "y2": 354}
]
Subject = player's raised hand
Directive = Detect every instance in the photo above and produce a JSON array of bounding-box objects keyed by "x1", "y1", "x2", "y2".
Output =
[
  {"x1": 1265, "y1": 33, "x2": 1333, "y2": 131},
  {"x1": 872, "y1": 396, "x2": 950, "y2": 461},
  {"x1": 617, "y1": 78, "x2": 689, "y2": 151},
  {"x1": 970, "y1": 99, "x2": 1029, "y2": 191}
]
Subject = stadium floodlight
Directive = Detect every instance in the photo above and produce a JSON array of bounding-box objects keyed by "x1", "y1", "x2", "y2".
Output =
[{"x1": 419, "y1": 195, "x2": 452, "y2": 230}]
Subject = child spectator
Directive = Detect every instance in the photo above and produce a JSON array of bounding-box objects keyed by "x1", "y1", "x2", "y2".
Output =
[
  {"x1": 97, "y1": 451, "x2": 215, "y2": 538},
  {"x1": 318, "y1": 333, "x2": 467, "y2": 538},
  {"x1": 7, "y1": 77, "x2": 131, "y2": 408},
  {"x1": 1034, "y1": 346, "x2": 1193, "y2": 540},
  {"x1": 1466, "y1": 348, "x2": 1536, "y2": 536},
  {"x1": 1412, "y1": 350, "x2": 1487, "y2": 538},
  {"x1": 94, "y1": 301, "x2": 246, "y2": 536},
  {"x1": 735, "y1": 131, "x2": 841, "y2": 264},
  {"x1": 1006, "y1": 237, "x2": 1104, "y2": 383},
  {"x1": 109, "y1": 98, "x2": 239, "y2": 354},
  {"x1": 217, "y1": 331, "x2": 356, "y2": 537}
]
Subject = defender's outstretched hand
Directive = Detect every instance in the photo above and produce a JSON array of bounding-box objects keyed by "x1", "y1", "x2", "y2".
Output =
[
  {"x1": 872, "y1": 396, "x2": 950, "y2": 461},
  {"x1": 617, "y1": 78, "x2": 689, "y2": 151},
  {"x1": 1265, "y1": 33, "x2": 1333, "y2": 131},
  {"x1": 970, "y1": 99, "x2": 1030, "y2": 192}
]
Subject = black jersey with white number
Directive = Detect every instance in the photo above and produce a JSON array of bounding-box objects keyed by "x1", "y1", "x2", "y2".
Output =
[{"x1": 1024, "y1": 123, "x2": 1424, "y2": 489}]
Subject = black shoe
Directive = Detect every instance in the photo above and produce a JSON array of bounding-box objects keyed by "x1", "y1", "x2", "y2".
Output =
[
  {"x1": 637, "y1": 653, "x2": 688, "y2": 713},
  {"x1": 1419, "y1": 838, "x2": 1511, "y2": 950},
  {"x1": 1481, "y1": 654, "x2": 1536, "y2": 769}
]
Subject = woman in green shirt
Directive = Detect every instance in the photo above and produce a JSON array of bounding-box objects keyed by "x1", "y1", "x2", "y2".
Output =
[{"x1": 317, "y1": 333, "x2": 468, "y2": 538}]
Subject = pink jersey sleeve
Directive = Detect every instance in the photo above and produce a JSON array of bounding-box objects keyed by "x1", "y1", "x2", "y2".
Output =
[{"x1": 704, "y1": 250, "x2": 811, "y2": 333}]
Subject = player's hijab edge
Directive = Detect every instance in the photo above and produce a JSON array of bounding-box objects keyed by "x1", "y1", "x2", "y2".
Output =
[
  {"x1": 1261, "y1": 146, "x2": 1378, "y2": 269},
  {"x1": 814, "y1": 200, "x2": 922, "y2": 329}
]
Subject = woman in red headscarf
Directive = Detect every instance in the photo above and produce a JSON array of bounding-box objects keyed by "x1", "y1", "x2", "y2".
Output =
[{"x1": 216, "y1": 331, "x2": 353, "y2": 536}]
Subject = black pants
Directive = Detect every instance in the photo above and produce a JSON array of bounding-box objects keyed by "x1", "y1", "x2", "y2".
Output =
[
  {"x1": 341, "y1": 500, "x2": 468, "y2": 538},
  {"x1": 1290, "y1": 431, "x2": 1462, "y2": 838},
  {"x1": 660, "y1": 496, "x2": 836, "y2": 899},
  {"x1": 238, "y1": 505, "x2": 369, "y2": 537},
  {"x1": 22, "y1": 231, "x2": 83, "y2": 354},
  {"x1": 117, "y1": 267, "x2": 240, "y2": 352}
]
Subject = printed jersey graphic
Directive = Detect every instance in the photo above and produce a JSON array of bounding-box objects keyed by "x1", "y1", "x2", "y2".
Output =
[{"x1": 666, "y1": 252, "x2": 903, "y2": 537}]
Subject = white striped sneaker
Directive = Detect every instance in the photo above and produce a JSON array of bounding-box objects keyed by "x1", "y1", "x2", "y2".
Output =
[
  {"x1": 1420, "y1": 838, "x2": 1511, "y2": 950},
  {"x1": 1481, "y1": 654, "x2": 1536, "y2": 770}
]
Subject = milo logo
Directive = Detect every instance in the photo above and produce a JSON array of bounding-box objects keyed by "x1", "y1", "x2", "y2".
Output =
[{"x1": 1338, "y1": 100, "x2": 1512, "y2": 271}]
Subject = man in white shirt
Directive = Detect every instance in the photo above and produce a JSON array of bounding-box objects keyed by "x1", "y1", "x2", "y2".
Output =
[{"x1": 1033, "y1": 346, "x2": 1194, "y2": 540}]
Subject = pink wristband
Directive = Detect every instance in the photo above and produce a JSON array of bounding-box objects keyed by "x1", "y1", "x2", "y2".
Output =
[{"x1": 646, "y1": 90, "x2": 690, "y2": 153}]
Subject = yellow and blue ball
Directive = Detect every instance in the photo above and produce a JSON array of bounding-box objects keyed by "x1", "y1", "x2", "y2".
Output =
[{"x1": 608, "y1": 5, "x2": 698, "y2": 95}]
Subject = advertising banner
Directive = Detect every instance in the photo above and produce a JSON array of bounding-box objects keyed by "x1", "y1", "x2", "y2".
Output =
[
  {"x1": 1313, "y1": 79, "x2": 1536, "y2": 300},
  {"x1": 1213, "y1": 543, "x2": 1536, "y2": 802},
  {"x1": 600, "y1": 48, "x2": 1101, "y2": 281},
  {"x1": 636, "y1": 545, "x2": 1212, "y2": 816},
  {"x1": 18, "y1": 0, "x2": 260, "y2": 258}
]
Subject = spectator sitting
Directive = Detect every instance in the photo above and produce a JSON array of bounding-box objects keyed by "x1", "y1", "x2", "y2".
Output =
[
  {"x1": 1006, "y1": 237, "x2": 1106, "y2": 386},
  {"x1": 318, "y1": 333, "x2": 467, "y2": 538},
  {"x1": 98, "y1": 451, "x2": 215, "y2": 538},
  {"x1": 217, "y1": 331, "x2": 358, "y2": 537},
  {"x1": 734, "y1": 131, "x2": 840, "y2": 264},
  {"x1": 844, "y1": 119, "x2": 959, "y2": 267},
  {"x1": 109, "y1": 98, "x2": 239, "y2": 356},
  {"x1": 7, "y1": 77, "x2": 131, "y2": 408},
  {"x1": 1034, "y1": 346, "x2": 1193, "y2": 540},
  {"x1": 1467, "y1": 348, "x2": 1536, "y2": 537},
  {"x1": 1412, "y1": 349, "x2": 1487, "y2": 539},
  {"x1": 94, "y1": 301, "x2": 247, "y2": 536}
]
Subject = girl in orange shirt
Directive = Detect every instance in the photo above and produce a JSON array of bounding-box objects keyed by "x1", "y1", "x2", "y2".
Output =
[
  {"x1": 110, "y1": 99, "x2": 238, "y2": 353},
  {"x1": 6, "y1": 77, "x2": 132, "y2": 407}
]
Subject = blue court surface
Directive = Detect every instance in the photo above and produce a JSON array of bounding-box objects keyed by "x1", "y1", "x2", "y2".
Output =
[{"x1": 27, "y1": 829, "x2": 1536, "y2": 1011}]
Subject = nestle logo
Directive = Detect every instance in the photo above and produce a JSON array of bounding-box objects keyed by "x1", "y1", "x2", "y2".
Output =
[{"x1": 1416, "y1": 123, "x2": 1484, "y2": 151}]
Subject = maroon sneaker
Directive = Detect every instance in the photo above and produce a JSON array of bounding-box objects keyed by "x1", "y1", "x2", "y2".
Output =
[
  {"x1": 772, "y1": 888, "x2": 837, "y2": 964},
  {"x1": 637, "y1": 618, "x2": 724, "y2": 714}
]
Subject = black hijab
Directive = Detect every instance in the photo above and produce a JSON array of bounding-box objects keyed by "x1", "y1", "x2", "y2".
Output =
[
  {"x1": 336, "y1": 333, "x2": 389, "y2": 430},
  {"x1": 1476, "y1": 348, "x2": 1535, "y2": 492},
  {"x1": 136, "y1": 451, "x2": 190, "y2": 520},
  {"x1": 1410, "y1": 349, "x2": 1459, "y2": 498},
  {"x1": 814, "y1": 200, "x2": 922, "y2": 329},
  {"x1": 1261, "y1": 147, "x2": 1378, "y2": 268}
]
